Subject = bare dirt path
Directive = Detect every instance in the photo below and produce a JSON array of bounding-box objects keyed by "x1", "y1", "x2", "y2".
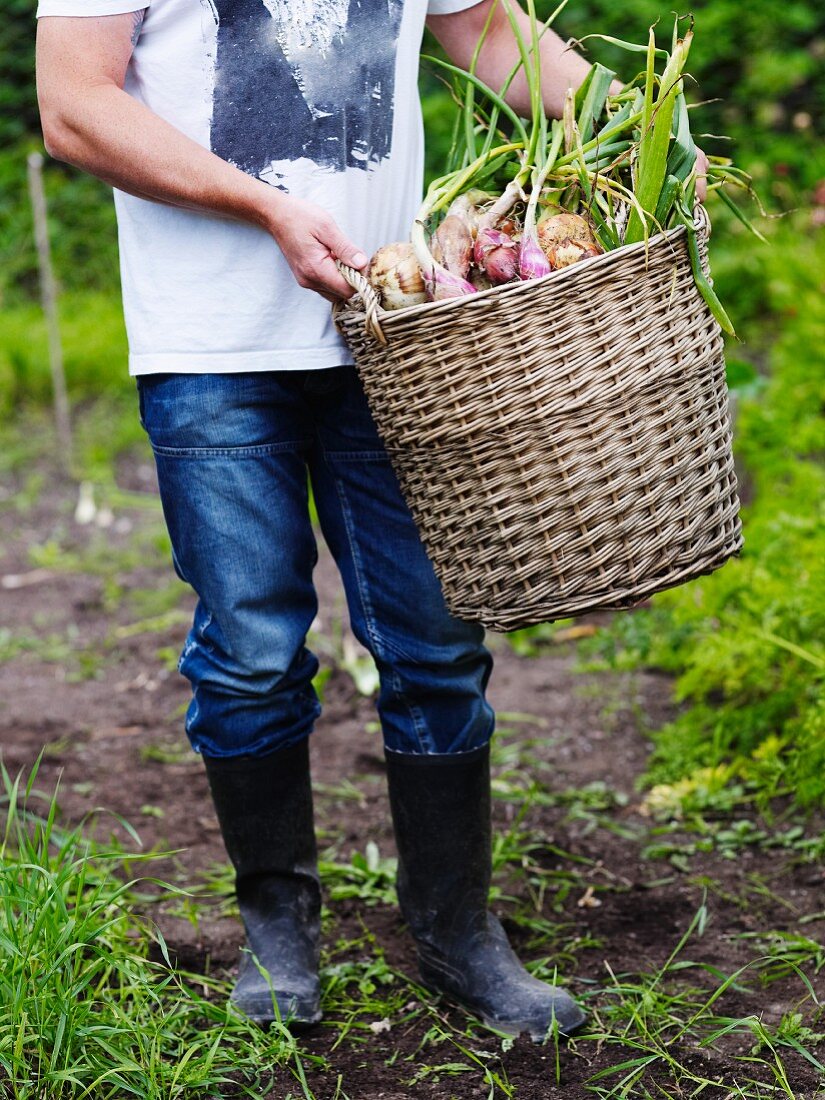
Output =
[{"x1": 1, "y1": 456, "x2": 822, "y2": 1098}]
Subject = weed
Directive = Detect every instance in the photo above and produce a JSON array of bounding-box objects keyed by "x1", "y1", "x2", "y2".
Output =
[
  {"x1": 0, "y1": 759, "x2": 324, "y2": 1099},
  {"x1": 321, "y1": 927, "x2": 412, "y2": 1055},
  {"x1": 0, "y1": 625, "x2": 106, "y2": 680},
  {"x1": 3, "y1": 761, "x2": 821, "y2": 1098},
  {"x1": 320, "y1": 842, "x2": 398, "y2": 907},
  {"x1": 736, "y1": 931, "x2": 825, "y2": 981},
  {"x1": 582, "y1": 899, "x2": 823, "y2": 1096},
  {"x1": 29, "y1": 524, "x2": 171, "y2": 588},
  {"x1": 155, "y1": 644, "x2": 181, "y2": 672},
  {"x1": 139, "y1": 738, "x2": 193, "y2": 765},
  {"x1": 114, "y1": 608, "x2": 191, "y2": 639},
  {"x1": 641, "y1": 811, "x2": 825, "y2": 873},
  {"x1": 123, "y1": 578, "x2": 190, "y2": 621},
  {"x1": 314, "y1": 777, "x2": 373, "y2": 807}
]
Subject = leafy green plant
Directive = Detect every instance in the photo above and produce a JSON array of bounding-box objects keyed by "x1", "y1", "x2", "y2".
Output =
[
  {"x1": 320, "y1": 842, "x2": 398, "y2": 908},
  {"x1": 570, "y1": 213, "x2": 825, "y2": 812}
]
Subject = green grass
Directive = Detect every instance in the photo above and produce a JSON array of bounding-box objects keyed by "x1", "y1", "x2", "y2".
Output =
[
  {"x1": 0, "y1": 759, "x2": 326, "y2": 1100},
  {"x1": 6, "y1": 712, "x2": 825, "y2": 1100},
  {"x1": 0, "y1": 292, "x2": 128, "y2": 415},
  {"x1": 2, "y1": 758, "x2": 822, "y2": 1099}
]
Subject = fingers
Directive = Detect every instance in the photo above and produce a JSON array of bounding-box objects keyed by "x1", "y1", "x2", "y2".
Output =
[
  {"x1": 295, "y1": 251, "x2": 356, "y2": 302},
  {"x1": 324, "y1": 225, "x2": 368, "y2": 272},
  {"x1": 271, "y1": 198, "x2": 369, "y2": 302},
  {"x1": 303, "y1": 218, "x2": 368, "y2": 299}
]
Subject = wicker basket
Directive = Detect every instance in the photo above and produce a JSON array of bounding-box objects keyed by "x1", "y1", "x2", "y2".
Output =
[{"x1": 334, "y1": 207, "x2": 743, "y2": 631}]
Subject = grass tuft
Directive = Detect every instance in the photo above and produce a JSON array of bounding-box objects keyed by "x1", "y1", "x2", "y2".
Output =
[{"x1": 0, "y1": 757, "x2": 321, "y2": 1100}]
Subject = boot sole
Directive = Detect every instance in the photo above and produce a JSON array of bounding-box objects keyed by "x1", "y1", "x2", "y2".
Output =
[
  {"x1": 480, "y1": 1005, "x2": 587, "y2": 1043},
  {"x1": 231, "y1": 994, "x2": 322, "y2": 1029},
  {"x1": 420, "y1": 980, "x2": 587, "y2": 1042}
]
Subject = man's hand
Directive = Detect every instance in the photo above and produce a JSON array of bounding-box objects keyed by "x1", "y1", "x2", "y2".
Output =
[
  {"x1": 36, "y1": 14, "x2": 366, "y2": 302},
  {"x1": 264, "y1": 196, "x2": 368, "y2": 303}
]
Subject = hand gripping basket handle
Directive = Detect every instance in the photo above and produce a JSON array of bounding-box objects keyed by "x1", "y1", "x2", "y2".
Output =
[{"x1": 334, "y1": 261, "x2": 388, "y2": 346}]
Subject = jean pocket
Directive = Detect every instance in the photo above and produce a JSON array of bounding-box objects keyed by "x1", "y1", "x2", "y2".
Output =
[{"x1": 137, "y1": 373, "x2": 311, "y2": 453}]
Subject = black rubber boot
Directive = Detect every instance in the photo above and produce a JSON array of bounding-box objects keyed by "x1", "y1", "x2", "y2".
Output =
[
  {"x1": 203, "y1": 739, "x2": 321, "y2": 1027},
  {"x1": 385, "y1": 743, "x2": 585, "y2": 1041}
]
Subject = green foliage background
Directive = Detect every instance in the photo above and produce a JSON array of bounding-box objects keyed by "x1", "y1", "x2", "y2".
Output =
[
  {"x1": 422, "y1": 0, "x2": 824, "y2": 186},
  {"x1": 3, "y1": 0, "x2": 824, "y2": 306},
  {"x1": 574, "y1": 220, "x2": 825, "y2": 808},
  {"x1": 0, "y1": 0, "x2": 823, "y2": 809}
]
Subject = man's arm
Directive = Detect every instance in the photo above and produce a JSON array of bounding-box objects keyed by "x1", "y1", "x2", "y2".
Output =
[
  {"x1": 428, "y1": 1, "x2": 708, "y2": 199},
  {"x1": 427, "y1": 0, "x2": 593, "y2": 122},
  {"x1": 36, "y1": 14, "x2": 367, "y2": 302}
]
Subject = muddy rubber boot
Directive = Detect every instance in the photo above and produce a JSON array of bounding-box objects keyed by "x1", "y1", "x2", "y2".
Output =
[
  {"x1": 385, "y1": 743, "x2": 585, "y2": 1041},
  {"x1": 203, "y1": 739, "x2": 321, "y2": 1027}
]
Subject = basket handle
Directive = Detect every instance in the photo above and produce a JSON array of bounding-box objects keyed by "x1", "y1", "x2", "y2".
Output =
[
  {"x1": 334, "y1": 261, "x2": 388, "y2": 346},
  {"x1": 693, "y1": 201, "x2": 711, "y2": 236}
]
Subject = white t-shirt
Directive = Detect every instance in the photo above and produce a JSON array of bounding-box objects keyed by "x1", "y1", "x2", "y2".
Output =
[{"x1": 36, "y1": 0, "x2": 481, "y2": 374}]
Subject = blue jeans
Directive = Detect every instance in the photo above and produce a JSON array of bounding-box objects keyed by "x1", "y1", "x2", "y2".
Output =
[{"x1": 138, "y1": 367, "x2": 494, "y2": 759}]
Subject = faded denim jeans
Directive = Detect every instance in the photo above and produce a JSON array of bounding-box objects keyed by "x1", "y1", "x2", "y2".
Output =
[{"x1": 137, "y1": 367, "x2": 494, "y2": 759}]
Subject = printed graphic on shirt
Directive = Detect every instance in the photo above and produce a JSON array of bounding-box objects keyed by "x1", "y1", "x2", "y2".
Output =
[{"x1": 206, "y1": 0, "x2": 405, "y2": 183}]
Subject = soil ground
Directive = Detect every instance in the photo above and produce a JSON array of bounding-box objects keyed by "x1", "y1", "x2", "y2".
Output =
[{"x1": 1, "y1": 452, "x2": 822, "y2": 1099}]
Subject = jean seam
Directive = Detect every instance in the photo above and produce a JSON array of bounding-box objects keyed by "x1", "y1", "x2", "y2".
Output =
[
  {"x1": 150, "y1": 440, "x2": 312, "y2": 458},
  {"x1": 331, "y1": 479, "x2": 418, "y2": 667},
  {"x1": 197, "y1": 611, "x2": 215, "y2": 654},
  {"x1": 322, "y1": 449, "x2": 390, "y2": 463},
  {"x1": 330, "y1": 473, "x2": 429, "y2": 752},
  {"x1": 186, "y1": 688, "x2": 200, "y2": 734},
  {"x1": 170, "y1": 544, "x2": 189, "y2": 585},
  {"x1": 389, "y1": 669, "x2": 430, "y2": 753},
  {"x1": 330, "y1": 474, "x2": 382, "y2": 653},
  {"x1": 322, "y1": 448, "x2": 490, "y2": 687}
]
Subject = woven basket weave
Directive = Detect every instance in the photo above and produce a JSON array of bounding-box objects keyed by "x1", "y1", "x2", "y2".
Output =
[{"x1": 334, "y1": 208, "x2": 743, "y2": 631}]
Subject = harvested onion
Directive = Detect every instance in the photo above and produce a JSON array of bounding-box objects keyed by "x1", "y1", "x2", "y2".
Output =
[
  {"x1": 474, "y1": 227, "x2": 519, "y2": 285},
  {"x1": 538, "y1": 212, "x2": 599, "y2": 254},
  {"x1": 544, "y1": 238, "x2": 602, "y2": 269},
  {"x1": 368, "y1": 243, "x2": 428, "y2": 311},
  {"x1": 433, "y1": 214, "x2": 473, "y2": 279},
  {"x1": 518, "y1": 234, "x2": 551, "y2": 281}
]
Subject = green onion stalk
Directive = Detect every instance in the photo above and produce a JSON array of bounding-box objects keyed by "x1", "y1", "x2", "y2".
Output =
[
  {"x1": 410, "y1": 10, "x2": 758, "y2": 330},
  {"x1": 411, "y1": 143, "x2": 524, "y2": 298},
  {"x1": 518, "y1": 119, "x2": 564, "y2": 279}
]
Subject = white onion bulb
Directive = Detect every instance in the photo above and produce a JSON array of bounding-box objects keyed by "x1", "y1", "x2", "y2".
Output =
[{"x1": 368, "y1": 243, "x2": 428, "y2": 311}]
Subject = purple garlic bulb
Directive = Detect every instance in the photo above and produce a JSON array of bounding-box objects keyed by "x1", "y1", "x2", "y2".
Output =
[
  {"x1": 518, "y1": 234, "x2": 552, "y2": 281},
  {"x1": 424, "y1": 265, "x2": 477, "y2": 301},
  {"x1": 474, "y1": 228, "x2": 519, "y2": 286}
]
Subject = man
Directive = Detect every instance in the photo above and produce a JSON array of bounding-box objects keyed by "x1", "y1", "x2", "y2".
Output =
[{"x1": 35, "y1": 0, "x2": 705, "y2": 1041}]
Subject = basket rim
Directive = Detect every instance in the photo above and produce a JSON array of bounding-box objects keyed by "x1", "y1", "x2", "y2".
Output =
[{"x1": 336, "y1": 208, "x2": 708, "y2": 340}]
